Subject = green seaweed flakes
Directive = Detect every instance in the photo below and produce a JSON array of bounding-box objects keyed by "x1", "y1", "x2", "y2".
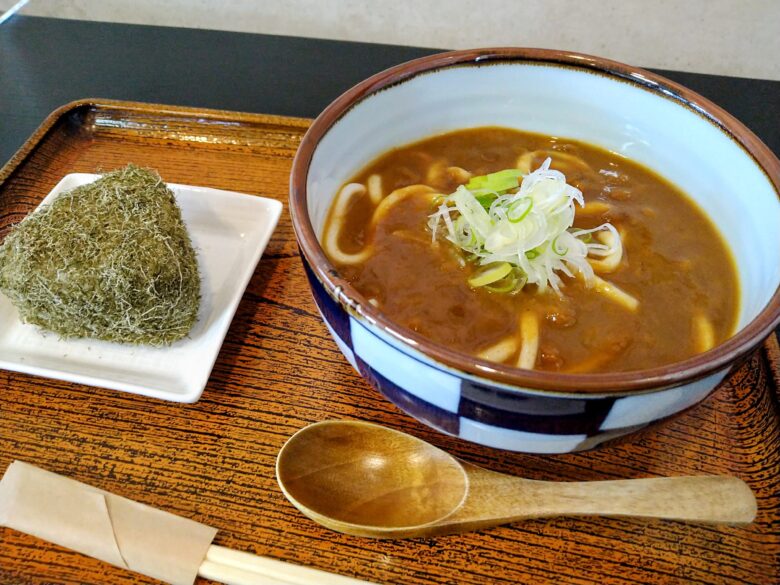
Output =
[{"x1": 0, "y1": 164, "x2": 201, "y2": 345}]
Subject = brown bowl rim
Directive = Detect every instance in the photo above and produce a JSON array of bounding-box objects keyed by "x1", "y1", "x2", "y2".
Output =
[{"x1": 289, "y1": 47, "x2": 780, "y2": 395}]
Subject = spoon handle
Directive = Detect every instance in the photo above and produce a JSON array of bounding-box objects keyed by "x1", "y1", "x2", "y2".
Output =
[{"x1": 520, "y1": 475, "x2": 757, "y2": 524}]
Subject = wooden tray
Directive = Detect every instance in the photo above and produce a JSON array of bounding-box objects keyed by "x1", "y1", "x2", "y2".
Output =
[{"x1": 0, "y1": 100, "x2": 778, "y2": 585}]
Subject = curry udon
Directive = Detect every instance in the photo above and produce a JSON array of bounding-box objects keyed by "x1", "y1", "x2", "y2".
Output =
[{"x1": 322, "y1": 127, "x2": 738, "y2": 373}]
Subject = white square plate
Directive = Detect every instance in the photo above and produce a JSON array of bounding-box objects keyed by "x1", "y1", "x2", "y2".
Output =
[{"x1": 0, "y1": 173, "x2": 282, "y2": 402}]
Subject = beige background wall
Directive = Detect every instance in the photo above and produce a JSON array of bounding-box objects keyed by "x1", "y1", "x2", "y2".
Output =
[{"x1": 3, "y1": 0, "x2": 779, "y2": 80}]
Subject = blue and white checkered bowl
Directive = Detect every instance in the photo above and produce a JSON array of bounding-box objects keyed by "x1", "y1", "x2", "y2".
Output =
[{"x1": 289, "y1": 49, "x2": 780, "y2": 453}]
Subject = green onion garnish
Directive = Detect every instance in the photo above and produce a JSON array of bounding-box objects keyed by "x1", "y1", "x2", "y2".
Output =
[
  {"x1": 485, "y1": 268, "x2": 527, "y2": 293},
  {"x1": 428, "y1": 159, "x2": 622, "y2": 294},
  {"x1": 507, "y1": 197, "x2": 533, "y2": 223},
  {"x1": 475, "y1": 193, "x2": 498, "y2": 211},
  {"x1": 466, "y1": 169, "x2": 523, "y2": 193},
  {"x1": 468, "y1": 261, "x2": 512, "y2": 287},
  {"x1": 552, "y1": 235, "x2": 568, "y2": 256}
]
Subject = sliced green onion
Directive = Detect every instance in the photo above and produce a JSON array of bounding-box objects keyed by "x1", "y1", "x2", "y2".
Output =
[
  {"x1": 485, "y1": 268, "x2": 527, "y2": 293},
  {"x1": 525, "y1": 249, "x2": 540, "y2": 260},
  {"x1": 485, "y1": 274, "x2": 517, "y2": 293},
  {"x1": 507, "y1": 197, "x2": 533, "y2": 223},
  {"x1": 466, "y1": 169, "x2": 523, "y2": 193},
  {"x1": 468, "y1": 261, "x2": 512, "y2": 287},
  {"x1": 552, "y1": 235, "x2": 568, "y2": 256},
  {"x1": 475, "y1": 193, "x2": 498, "y2": 211},
  {"x1": 454, "y1": 216, "x2": 477, "y2": 247}
]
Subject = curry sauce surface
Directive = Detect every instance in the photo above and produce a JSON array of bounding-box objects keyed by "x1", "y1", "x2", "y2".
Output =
[{"x1": 327, "y1": 127, "x2": 739, "y2": 373}]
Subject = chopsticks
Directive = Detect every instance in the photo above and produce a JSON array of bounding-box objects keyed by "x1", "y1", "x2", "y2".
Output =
[{"x1": 199, "y1": 545, "x2": 377, "y2": 585}]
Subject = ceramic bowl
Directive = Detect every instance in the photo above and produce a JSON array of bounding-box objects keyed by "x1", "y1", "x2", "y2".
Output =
[{"x1": 290, "y1": 48, "x2": 780, "y2": 453}]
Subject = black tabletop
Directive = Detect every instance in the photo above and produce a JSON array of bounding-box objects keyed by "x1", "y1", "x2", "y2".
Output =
[{"x1": 1, "y1": 15, "x2": 780, "y2": 167}]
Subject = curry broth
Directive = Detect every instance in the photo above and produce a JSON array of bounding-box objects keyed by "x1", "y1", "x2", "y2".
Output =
[{"x1": 325, "y1": 127, "x2": 739, "y2": 373}]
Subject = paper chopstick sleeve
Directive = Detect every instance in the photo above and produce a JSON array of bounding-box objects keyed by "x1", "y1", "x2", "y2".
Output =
[{"x1": 0, "y1": 461, "x2": 218, "y2": 585}]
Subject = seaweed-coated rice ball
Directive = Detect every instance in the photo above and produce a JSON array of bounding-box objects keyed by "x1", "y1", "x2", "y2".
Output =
[{"x1": 0, "y1": 165, "x2": 200, "y2": 345}]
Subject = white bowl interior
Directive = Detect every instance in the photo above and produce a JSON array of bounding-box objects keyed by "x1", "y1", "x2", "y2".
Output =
[{"x1": 307, "y1": 62, "x2": 780, "y2": 333}]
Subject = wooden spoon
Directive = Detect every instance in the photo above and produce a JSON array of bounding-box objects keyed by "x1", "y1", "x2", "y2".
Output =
[{"x1": 275, "y1": 420, "x2": 757, "y2": 539}]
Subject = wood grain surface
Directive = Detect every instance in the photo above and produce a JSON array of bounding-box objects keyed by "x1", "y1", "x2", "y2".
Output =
[{"x1": 0, "y1": 101, "x2": 778, "y2": 585}]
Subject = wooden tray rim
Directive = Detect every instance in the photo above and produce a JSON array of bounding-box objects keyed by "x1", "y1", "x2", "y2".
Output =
[{"x1": 0, "y1": 98, "x2": 312, "y2": 186}]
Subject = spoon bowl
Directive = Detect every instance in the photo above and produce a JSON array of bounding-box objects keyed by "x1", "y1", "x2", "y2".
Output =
[
  {"x1": 277, "y1": 419, "x2": 468, "y2": 530},
  {"x1": 276, "y1": 421, "x2": 757, "y2": 539}
]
